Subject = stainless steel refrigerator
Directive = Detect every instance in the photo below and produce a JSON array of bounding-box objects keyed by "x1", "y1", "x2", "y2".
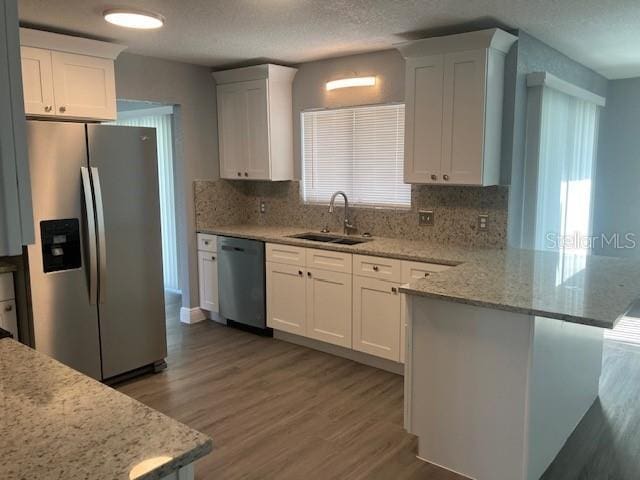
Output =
[{"x1": 26, "y1": 120, "x2": 167, "y2": 381}]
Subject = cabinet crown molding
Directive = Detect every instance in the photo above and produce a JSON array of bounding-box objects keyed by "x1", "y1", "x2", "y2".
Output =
[
  {"x1": 395, "y1": 28, "x2": 517, "y2": 58},
  {"x1": 212, "y1": 63, "x2": 297, "y2": 85},
  {"x1": 20, "y1": 27, "x2": 127, "y2": 59}
]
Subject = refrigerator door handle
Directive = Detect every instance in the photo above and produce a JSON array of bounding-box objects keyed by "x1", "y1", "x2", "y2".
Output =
[
  {"x1": 90, "y1": 167, "x2": 107, "y2": 304},
  {"x1": 81, "y1": 167, "x2": 98, "y2": 305}
]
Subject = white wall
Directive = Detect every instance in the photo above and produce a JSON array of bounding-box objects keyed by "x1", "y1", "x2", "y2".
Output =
[{"x1": 115, "y1": 53, "x2": 218, "y2": 308}]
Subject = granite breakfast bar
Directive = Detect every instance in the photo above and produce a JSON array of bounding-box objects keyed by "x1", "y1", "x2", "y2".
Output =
[{"x1": 0, "y1": 338, "x2": 212, "y2": 480}]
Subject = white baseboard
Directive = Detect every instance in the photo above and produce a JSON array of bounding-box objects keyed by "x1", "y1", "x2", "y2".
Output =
[
  {"x1": 274, "y1": 330, "x2": 405, "y2": 375},
  {"x1": 179, "y1": 307, "x2": 207, "y2": 324}
]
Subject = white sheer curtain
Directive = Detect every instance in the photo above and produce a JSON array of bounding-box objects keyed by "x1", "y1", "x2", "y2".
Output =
[
  {"x1": 531, "y1": 86, "x2": 599, "y2": 285},
  {"x1": 111, "y1": 114, "x2": 180, "y2": 292}
]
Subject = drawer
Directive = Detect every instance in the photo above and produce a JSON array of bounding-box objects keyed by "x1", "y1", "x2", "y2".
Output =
[
  {"x1": 401, "y1": 260, "x2": 452, "y2": 283},
  {"x1": 266, "y1": 243, "x2": 305, "y2": 266},
  {"x1": 353, "y1": 255, "x2": 401, "y2": 282},
  {"x1": 0, "y1": 273, "x2": 14, "y2": 302},
  {"x1": 197, "y1": 233, "x2": 217, "y2": 252},
  {"x1": 306, "y1": 248, "x2": 352, "y2": 273}
]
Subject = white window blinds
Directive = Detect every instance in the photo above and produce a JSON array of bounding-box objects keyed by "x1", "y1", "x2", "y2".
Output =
[{"x1": 302, "y1": 103, "x2": 410, "y2": 208}]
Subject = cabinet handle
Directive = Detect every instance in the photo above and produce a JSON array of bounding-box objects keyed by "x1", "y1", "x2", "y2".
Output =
[
  {"x1": 237, "y1": 172, "x2": 241, "y2": 177},
  {"x1": 391, "y1": 287, "x2": 398, "y2": 294},
  {"x1": 430, "y1": 174, "x2": 437, "y2": 181},
  {"x1": 211, "y1": 256, "x2": 216, "y2": 261},
  {"x1": 307, "y1": 271, "x2": 312, "y2": 277},
  {"x1": 372, "y1": 265, "x2": 379, "y2": 271},
  {"x1": 244, "y1": 172, "x2": 249, "y2": 177},
  {"x1": 59, "y1": 106, "x2": 66, "y2": 113},
  {"x1": 204, "y1": 240, "x2": 210, "y2": 245},
  {"x1": 424, "y1": 272, "x2": 430, "y2": 277},
  {"x1": 443, "y1": 174, "x2": 450, "y2": 181},
  {"x1": 4, "y1": 304, "x2": 13, "y2": 312},
  {"x1": 298, "y1": 270, "x2": 303, "y2": 276},
  {"x1": 44, "y1": 105, "x2": 52, "y2": 112}
]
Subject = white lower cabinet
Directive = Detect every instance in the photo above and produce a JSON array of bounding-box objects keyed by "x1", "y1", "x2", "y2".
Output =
[
  {"x1": 265, "y1": 243, "x2": 453, "y2": 365},
  {"x1": 352, "y1": 276, "x2": 401, "y2": 361},
  {"x1": 306, "y1": 268, "x2": 352, "y2": 347},
  {"x1": 197, "y1": 234, "x2": 219, "y2": 314},
  {"x1": 266, "y1": 261, "x2": 306, "y2": 335}
]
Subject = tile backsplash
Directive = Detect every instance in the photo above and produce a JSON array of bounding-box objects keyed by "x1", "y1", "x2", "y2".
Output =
[{"x1": 195, "y1": 180, "x2": 508, "y2": 248}]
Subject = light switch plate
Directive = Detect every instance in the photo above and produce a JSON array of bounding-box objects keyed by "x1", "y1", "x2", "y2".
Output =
[
  {"x1": 419, "y1": 210, "x2": 434, "y2": 226},
  {"x1": 478, "y1": 214, "x2": 488, "y2": 231}
]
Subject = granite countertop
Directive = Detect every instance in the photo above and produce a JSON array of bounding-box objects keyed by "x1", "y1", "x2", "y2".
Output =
[
  {"x1": 200, "y1": 224, "x2": 640, "y2": 329},
  {"x1": 0, "y1": 261, "x2": 17, "y2": 274},
  {"x1": 0, "y1": 339, "x2": 212, "y2": 480}
]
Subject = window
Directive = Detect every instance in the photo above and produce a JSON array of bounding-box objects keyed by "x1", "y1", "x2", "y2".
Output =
[{"x1": 302, "y1": 103, "x2": 410, "y2": 208}]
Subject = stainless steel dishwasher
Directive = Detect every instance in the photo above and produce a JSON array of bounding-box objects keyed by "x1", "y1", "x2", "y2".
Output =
[{"x1": 217, "y1": 236, "x2": 267, "y2": 331}]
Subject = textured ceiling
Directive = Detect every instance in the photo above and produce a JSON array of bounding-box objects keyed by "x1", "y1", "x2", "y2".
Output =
[{"x1": 17, "y1": 0, "x2": 640, "y2": 79}]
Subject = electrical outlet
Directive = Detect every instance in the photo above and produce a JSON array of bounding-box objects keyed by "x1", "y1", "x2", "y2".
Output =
[
  {"x1": 419, "y1": 210, "x2": 434, "y2": 226},
  {"x1": 478, "y1": 214, "x2": 488, "y2": 231},
  {"x1": 259, "y1": 200, "x2": 266, "y2": 214}
]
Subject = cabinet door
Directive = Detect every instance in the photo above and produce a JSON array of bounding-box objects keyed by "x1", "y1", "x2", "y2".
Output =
[
  {"x1": 0, "y1": 300, "x2": 18, "y2": 338},
  {"x1": 441, "y1": 50, "x2": 486, "y2": 185},
  {"x1": 217, "y1": 82, "x2": 247, "y2": 179},
  {"x1": 306, "y1": 268, "x2": 352, "y2": 347},
  {"x1": 266, "y1": 261, "x2": 306, "y2": 335},
  {"x1": 243, "y1": 79, "x2": 270, "y2": 179},
  {"x1": 353, "y1": 276, "x2": 401, "y2": 361},
  {"x1": 198, "y1": 250, "x2": 219, "y2": 313},
  {"x1": 404, "y1": 55, "x2": 444, "y2": 183},
  {"x1": 51, "y1": 51, "x2": 116, "y2": 121},
  {"x1": 20, "y1": 46, "x2": 55, "y2": 117}
]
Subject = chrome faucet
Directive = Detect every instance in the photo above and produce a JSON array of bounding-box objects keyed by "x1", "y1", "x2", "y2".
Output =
[{"x1": 328, "y1": 191, "x2": 355, "y2": 235}]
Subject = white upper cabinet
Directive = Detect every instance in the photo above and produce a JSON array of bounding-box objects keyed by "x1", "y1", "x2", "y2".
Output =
[
  {"x1": 213, "y1": 64, "x2": 297, "y2": 181},
  {"x1": 19, "y1": 28, "x2": 125, "y2": 122},
  {"x1": 398, "y1": 29, "x2": 517, "y2": 186}
]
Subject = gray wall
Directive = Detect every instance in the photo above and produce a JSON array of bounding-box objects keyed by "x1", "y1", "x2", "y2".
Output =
[
  {"x1": 503, "y1": 31, "x2": 608, "y2": 247},
  {"x1": 292, "y1": 49, "x2": 405, "y2": 178},
  {"x1": 115, "y1": 53, "x2": 218, "y2": 309},
  {"x1": 593, "y1": 78, "x2": 640, "y2": 257}
]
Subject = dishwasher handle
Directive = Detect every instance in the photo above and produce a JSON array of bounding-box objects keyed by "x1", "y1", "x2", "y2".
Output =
[{"x1": 221, "y1": 245, "x2": 246, "y2": 252}]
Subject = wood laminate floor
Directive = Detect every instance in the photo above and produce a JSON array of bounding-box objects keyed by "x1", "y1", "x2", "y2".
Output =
[{"x1": 118, "y1": 294, "x2": 640, "y2": 480}]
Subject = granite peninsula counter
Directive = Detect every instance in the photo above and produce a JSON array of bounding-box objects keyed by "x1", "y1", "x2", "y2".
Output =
[
  {"x1": 201, "y1": 224, "x2": 640, "y2": 480},
  {"x1": 0, "y1": 339, "x2": 212, "y2": 480}
]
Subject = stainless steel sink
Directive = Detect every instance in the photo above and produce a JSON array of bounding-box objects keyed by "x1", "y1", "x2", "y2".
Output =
[{"x1": 289, "y1": 232, "x2": 371, "y2": 245}]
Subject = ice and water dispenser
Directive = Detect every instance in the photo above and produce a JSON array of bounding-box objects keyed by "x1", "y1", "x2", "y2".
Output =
[{"x1": 40, "y1": 219, "x2": 82, "y2": 273}]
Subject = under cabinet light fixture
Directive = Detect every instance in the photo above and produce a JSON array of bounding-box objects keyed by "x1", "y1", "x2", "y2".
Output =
[
  {"x1": 326, "y1": 76, "x2": 376, "y2": 91},
  {"x1": 103, "y1": 9, "x2": 165, "y2": 29}
]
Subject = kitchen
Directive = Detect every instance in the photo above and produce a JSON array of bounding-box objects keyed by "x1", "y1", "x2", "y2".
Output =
[{"x1": 2, "y1": 1, "x2": 640, "y2": 479}]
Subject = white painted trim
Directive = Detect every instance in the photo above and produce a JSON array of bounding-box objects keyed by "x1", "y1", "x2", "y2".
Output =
[
  {"x1": 526, "y1": 71, "x2": 606, "y2": 106},
  {"x1": 274, "y1": 330, "x2": 404, "y2": 375},
  {"x1": 179, "y1": 307, "x2": 207, "y2": 324},
  {"x1": 20, "y1": 27, "x2": 127, "y2": 59},
  {"x1": 117, "y1": 105, "x2": 174, "y2": 120},
  {"x1": 395, "y1": 28, "x2": 517, "y2": 58}
]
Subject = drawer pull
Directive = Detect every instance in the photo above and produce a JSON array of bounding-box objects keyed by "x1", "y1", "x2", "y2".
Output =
[
  {"x1": 211, "y1": 256, "x2": 216, "y2": 261},
  {"x1": 4, "y1": 304, "x2": 13, "y2": 312},
  {"x1": 424, "y1": 272, "x2": 430, "y2": 277},
  {"x1": 307, "y1": 272, "x2": 312, "y2": 278},
  {"x1": 391, "y1": 287, "x2": 398, "y2": 294},
  {"x1": 204, "y1": 240, "x2": 210, "y2": 245},
  {"x1": 298, "y1": 270, "x2": 303, "y2": 276},
  {"x1": 372, "y1": 265, "x2": 379, "y2": 271}
]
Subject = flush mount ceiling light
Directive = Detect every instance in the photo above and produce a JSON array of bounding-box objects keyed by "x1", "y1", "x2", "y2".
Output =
[
  {"x1": 326, "y1": 76, "x2": 376, "y2": 91},
  {"x1": 103, "y1": 9, "x2": 165, "y2": 29}
]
